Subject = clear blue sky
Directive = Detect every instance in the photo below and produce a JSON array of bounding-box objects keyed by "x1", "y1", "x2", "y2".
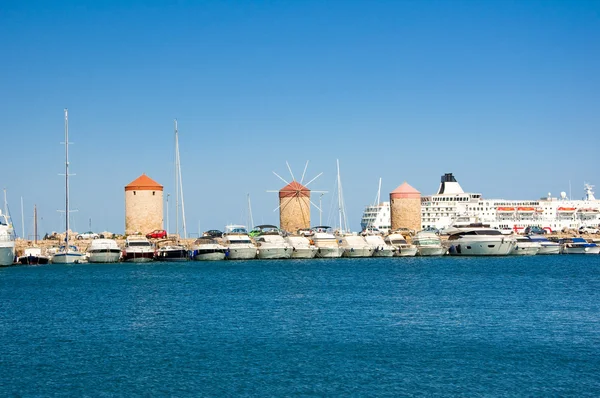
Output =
[{"x1": 1, "y1": 0, "x2": 599, "y2": 237}]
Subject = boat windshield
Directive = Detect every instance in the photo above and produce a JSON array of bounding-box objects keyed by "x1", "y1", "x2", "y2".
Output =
[{"x1": 128, "y1": 241, "x2": 152, "y2": 247}]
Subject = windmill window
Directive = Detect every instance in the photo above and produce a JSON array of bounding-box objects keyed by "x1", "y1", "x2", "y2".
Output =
[
  {"x1": 134, "y1": 191, "x2": 136, "y2": 195},
  {"x1": 153, "y1": 191, "x2": 155, "y2": 196}
]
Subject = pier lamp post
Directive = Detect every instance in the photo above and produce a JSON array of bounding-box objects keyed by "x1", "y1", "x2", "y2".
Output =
[{"x1": 166, "y1": 194, "x2": 170, "y2": 235}]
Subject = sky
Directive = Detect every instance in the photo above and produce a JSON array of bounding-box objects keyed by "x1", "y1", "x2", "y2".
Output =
[{"x1": 1, "y1": 0, "x2": 599, "y2": 237}]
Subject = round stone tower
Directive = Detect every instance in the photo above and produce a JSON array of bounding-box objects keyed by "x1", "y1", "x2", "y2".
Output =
[
  {"x1": 125, "y1": 174, "x2": 164, "y2": 236},
  {"x1": 279, "y1": 181, "x2": 311, "y2": 233},
  {"x1": 390, "y1": 182, "x2": 421, "y2": 232}
]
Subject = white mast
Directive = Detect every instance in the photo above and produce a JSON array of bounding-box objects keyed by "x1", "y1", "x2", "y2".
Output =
[
  {"x1": 20, "y1": 196, "x2": 24, "y2": 239},
  {"x1": 376, "y1": 177, "x2": 382, "y2": 205},
  {"x1": 174, "y1": 119, "x2": 187, "y2": 239},
  {"x1": 247, "y1": 193, "x2": 254, "y2": 229},
  {"x1": 34, "y1": 205, "x2": 38, "y2": 245},
  {"x1": 64, "y1": 108, "x2": 70, "y2": 244}
]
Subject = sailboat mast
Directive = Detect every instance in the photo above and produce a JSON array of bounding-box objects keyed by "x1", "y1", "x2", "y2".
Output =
[
  {"x1": 377, "y1": 177, "x2": 382, "y2": 205},
  {"x1": 177, "y1": 122, "x2": 187, "y2": 239},
  {"x1": 337, "y1": 159, "x2": 343, "y2": 232},
  {"x1": 247, "y1": 194, "x2": 254, "y2": 229},
  {"x1": 174, "y1": 119, "x2": 179, "y2": 238},
  {"x1": 34, "y1": 205, "x2": 37, "y2": 245},
  {"x1": 64, "y1": 108, "x2": 70, "y2": 244}
]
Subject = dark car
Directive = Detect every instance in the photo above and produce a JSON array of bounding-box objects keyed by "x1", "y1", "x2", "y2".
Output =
[
  {"x1": 146, "y1": 229, "x2": 167, "y2": 239},
  {"x1": 203, "y1": 230, "x2": 223, "y2": 238},
  {"x1": 524, "y1": 226, "x2": 546, "y2": 235}
]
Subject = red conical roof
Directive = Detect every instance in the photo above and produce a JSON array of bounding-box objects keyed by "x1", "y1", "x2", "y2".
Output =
[
  {"x1": 279, "y1": 181, "x2": 310, "y2": 198},
  {"x1": 125, "y1": 174, "x2": 163, "y2": 191},
  {"x1": 390, "y1": 181, "x2": 420, "y2": 199}
]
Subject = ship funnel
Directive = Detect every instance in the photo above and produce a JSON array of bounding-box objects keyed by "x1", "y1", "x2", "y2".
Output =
[{"x1": 436, "y1": 173, "x2": 465, "y2": 195}]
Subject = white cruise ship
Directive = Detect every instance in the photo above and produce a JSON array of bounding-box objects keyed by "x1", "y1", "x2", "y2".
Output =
[{"x1": 360, "y1": 173, "x2": 600, "y2": 233}]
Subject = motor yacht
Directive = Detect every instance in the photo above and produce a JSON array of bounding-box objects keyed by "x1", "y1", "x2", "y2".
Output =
[
  {"x1": 87, "y1": 238, "x2": 122, "y2": 263},
  {"x1": 18, "y1": 247, "x2": 50, "y2": 265},
  {"x1": 511, "y1": 236, "x2": 541, "y2": 256},
  {"x1": 252, "y1": 225, "x2": 292, "y2": 260},
  {"x1": 191, "y1": 236, "x2": 227, "y2": 261},
  {"x1": 384, "y1": 230, "x2": 417, "y2": 257},
  {"x1": 338, "y1": 233, "x2": 374, "y2": 258},
  {"x1": 361, "y1": 228, "x2": 395, "y2": 257},
  {"x1": 310, "y1": 226, "x2": 344, "y2": 258},
  {"x1": 285, "y1": 233, "x2": 318, "y2": 259},
  {"x1": 155, "y1": 243, "x2": 189, "y2": 262},
  {"x1": 446, "y1": 224, "x2": 516, "y2": 256},
  {"x1": 559, "y1": 237, "x2": 600, "y2": 254},
  {"x1": 123, "y1": 236, "x2": 155, "y2": 262},
  {"x1": 222, "y1": 225, "x2": 257, "y2": 260},
  {"x1": 526, "y1": 235, "x2": 560, "y2": 255},
  {"x1": 412, "y1": 230, "x2": 446, "y2": 256},
  {"x1": 0, "y1": 210, "x2": 15, "y2": 266}
]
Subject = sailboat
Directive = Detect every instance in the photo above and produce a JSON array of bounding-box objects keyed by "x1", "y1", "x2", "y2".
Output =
[
  {"x1": 18, "y1": 205, "x2": 50, "y2": 265},
  {"x1": 156, "y1": 119, "x2": 189, "y2": 262},
  {"x1": 0, "y1": 189, "x2": 16, "y2": 266},
  {"x1": 52, "y1": 109, "x2": 84, "y2": 264},
  {"x1": 333, "y1": 160, "x2": 373, "y2": 258}
]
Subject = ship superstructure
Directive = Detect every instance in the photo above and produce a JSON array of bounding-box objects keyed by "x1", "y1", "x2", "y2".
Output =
[{"x1": 361, "y1": 173, "x2": 600, "y2": 233}]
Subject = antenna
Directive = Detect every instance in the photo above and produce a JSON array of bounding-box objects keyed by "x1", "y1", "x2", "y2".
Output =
[{"x1": 247, "y1": 193, "x2": 254, "y2": 229}]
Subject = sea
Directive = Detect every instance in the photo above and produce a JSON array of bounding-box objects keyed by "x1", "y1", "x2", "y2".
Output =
[{"x1": 1, "y1": 256, "x2": 599, "y2": 397}]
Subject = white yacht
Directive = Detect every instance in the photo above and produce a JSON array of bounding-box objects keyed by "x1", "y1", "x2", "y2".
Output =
[
  {"x1": 252, "y1": 225, "x2": 292, "y2": 260},
  {"x1": 285, "y1": 233, "x2": 318, "y2": 259},
  {"x1": 155, "y1": 243, "x2": 189, "y2": 262},
  {"x1": 52, "y1": 244, "x2": 85, "y2": 264},
  {"x1": 123, "y1": 236, "x2": 155, "y2": 262},
  {"x1": 191, "y1": 236, "x2": 227, "y2": 261},
  {"x1": 526, "y1": 235, "x2": 561, "y2": 255},
  {"x1": 362, "y1": 229, "x2": 395, "y2": 257},
  {"x1": 87, "y1": 238, "x2": 122, "y2": 263},
  {"x1": 222, "y1": 225, "x2": 257, "y2": 260},
  {"x1": 511, "y1": 236, "x2": 541, "y2": 256},
  {"x1": 0, "y1": 209, "x2": 15, "y2": 266},
  {"x1": 559, "y1": 237, "x2": 600, "y2": 254},
  {"x1": 446, "y1": 225, "x2": 516, "y2": 256},
  {"x1": 412, "y1": 231, "x2": 446, "y2": 256},
  {"x1": 311, "y1": 226, "x2": 344, "y2": 258},
  {"x1": 384, "y1": 231, "x2": 417, "y2": 257},
  {"x1": 338, "y1": 233, "x2": 374, "y2": 258}
]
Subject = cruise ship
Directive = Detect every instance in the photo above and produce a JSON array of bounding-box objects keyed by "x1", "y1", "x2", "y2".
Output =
[{"x1": 360, "y1": 173, "x2": 600, "y2": 233}]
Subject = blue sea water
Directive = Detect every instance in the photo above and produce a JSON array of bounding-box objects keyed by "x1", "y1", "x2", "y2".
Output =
[{"x1": 1, "y1": 256, "x2": 599, "y2": 397}]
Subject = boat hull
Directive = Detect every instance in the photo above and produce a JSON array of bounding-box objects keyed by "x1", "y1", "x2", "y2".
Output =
[
  {"x1": 155, "y1": 249, "x2": 189, "y2": 262},
  {"x1": 315, "y1": 247, "x2": 344, "y2": 258},
  {"x1": 88, "y1": 250, "x2": 121, "y2": 263},
  {"x1": 562, "y1": 246, "x2": 600, "y2": 255},
  {"x1": 416, "y1": 246, "x2": 446, "y2": 256},
  {"x1": 192, "y1": 251, "x2": 226, "y2": 261},
  {"x1": 447, "y1": 238, "x2": 515, "y2": 256},
  {"x1": 257, "y1": 247, "x2": 292, "y2": 259},
  {"x1": 395, "y1": 246, "x2": 418, "y2": 257},
  {"x1": 226, "y1": 246, "x2": 257, "y2": 260},
  {"x1": 123, "y1": 251, "x2": 154, "y2": 263},
  {"x1": 18, "y1": 255, "x2": 50, "y2": 265},
  {"x1": 52, "y1": 252, "x2": 85, "y2": 264},
  {"x1": 538, "y1": 244, "x2": 560, "y2": 255},
  {"x1": 372, "y1": 248, "x2": 395, "y2": 257},
  {"x1": 342, "y1": 247, "x2": 374, "y2": 258},
  {"x1": 511, "y1": 245, "x2": 540, "y2": 256},
  {"x1": 290, "y1": 247, "x2": 318, "y2": 259},
  {"x1": 0, "y1": 245, "x2": 15, "y2": 266}
]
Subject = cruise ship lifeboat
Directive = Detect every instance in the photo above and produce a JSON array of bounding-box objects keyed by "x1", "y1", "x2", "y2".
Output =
[
  {"x1": 557, "y1": 207, "x2": 576, "y2": 213},
  {"x1": 517, "y1": 207, "x2": 536, "y2": 213},
  {"x1": 497, "y1": 207, "x2": 515, "y2": 212},
  {"x1": 577, "y1": 208, "x2": 599, "y2": 214}
]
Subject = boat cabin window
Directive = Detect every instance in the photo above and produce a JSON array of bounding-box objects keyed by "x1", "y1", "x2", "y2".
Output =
[{"x1": 128, "y1": 241, "x2": 152, "y2": 247}]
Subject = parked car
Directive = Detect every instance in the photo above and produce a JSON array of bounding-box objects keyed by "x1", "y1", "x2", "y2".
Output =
[
  {"x1": 578, "y1": 226, "x2": 600, "y2": 234},
  {"x1": 202, "y1": 230, "x2": 223, "y2": 238},
  {"x1": 524, "y1": 226, "x2": 546, "y2": 235},
  {"x1": 146, "y1": 229, "x2": 167, "y2": 239},
  {"x1": 76, "y1": 231, "x2": 100, "y2": 240}
]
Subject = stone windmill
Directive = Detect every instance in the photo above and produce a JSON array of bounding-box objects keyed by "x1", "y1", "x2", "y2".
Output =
[{"x1": 268, "y1": 161, "x2": 326, "y2": 233}]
